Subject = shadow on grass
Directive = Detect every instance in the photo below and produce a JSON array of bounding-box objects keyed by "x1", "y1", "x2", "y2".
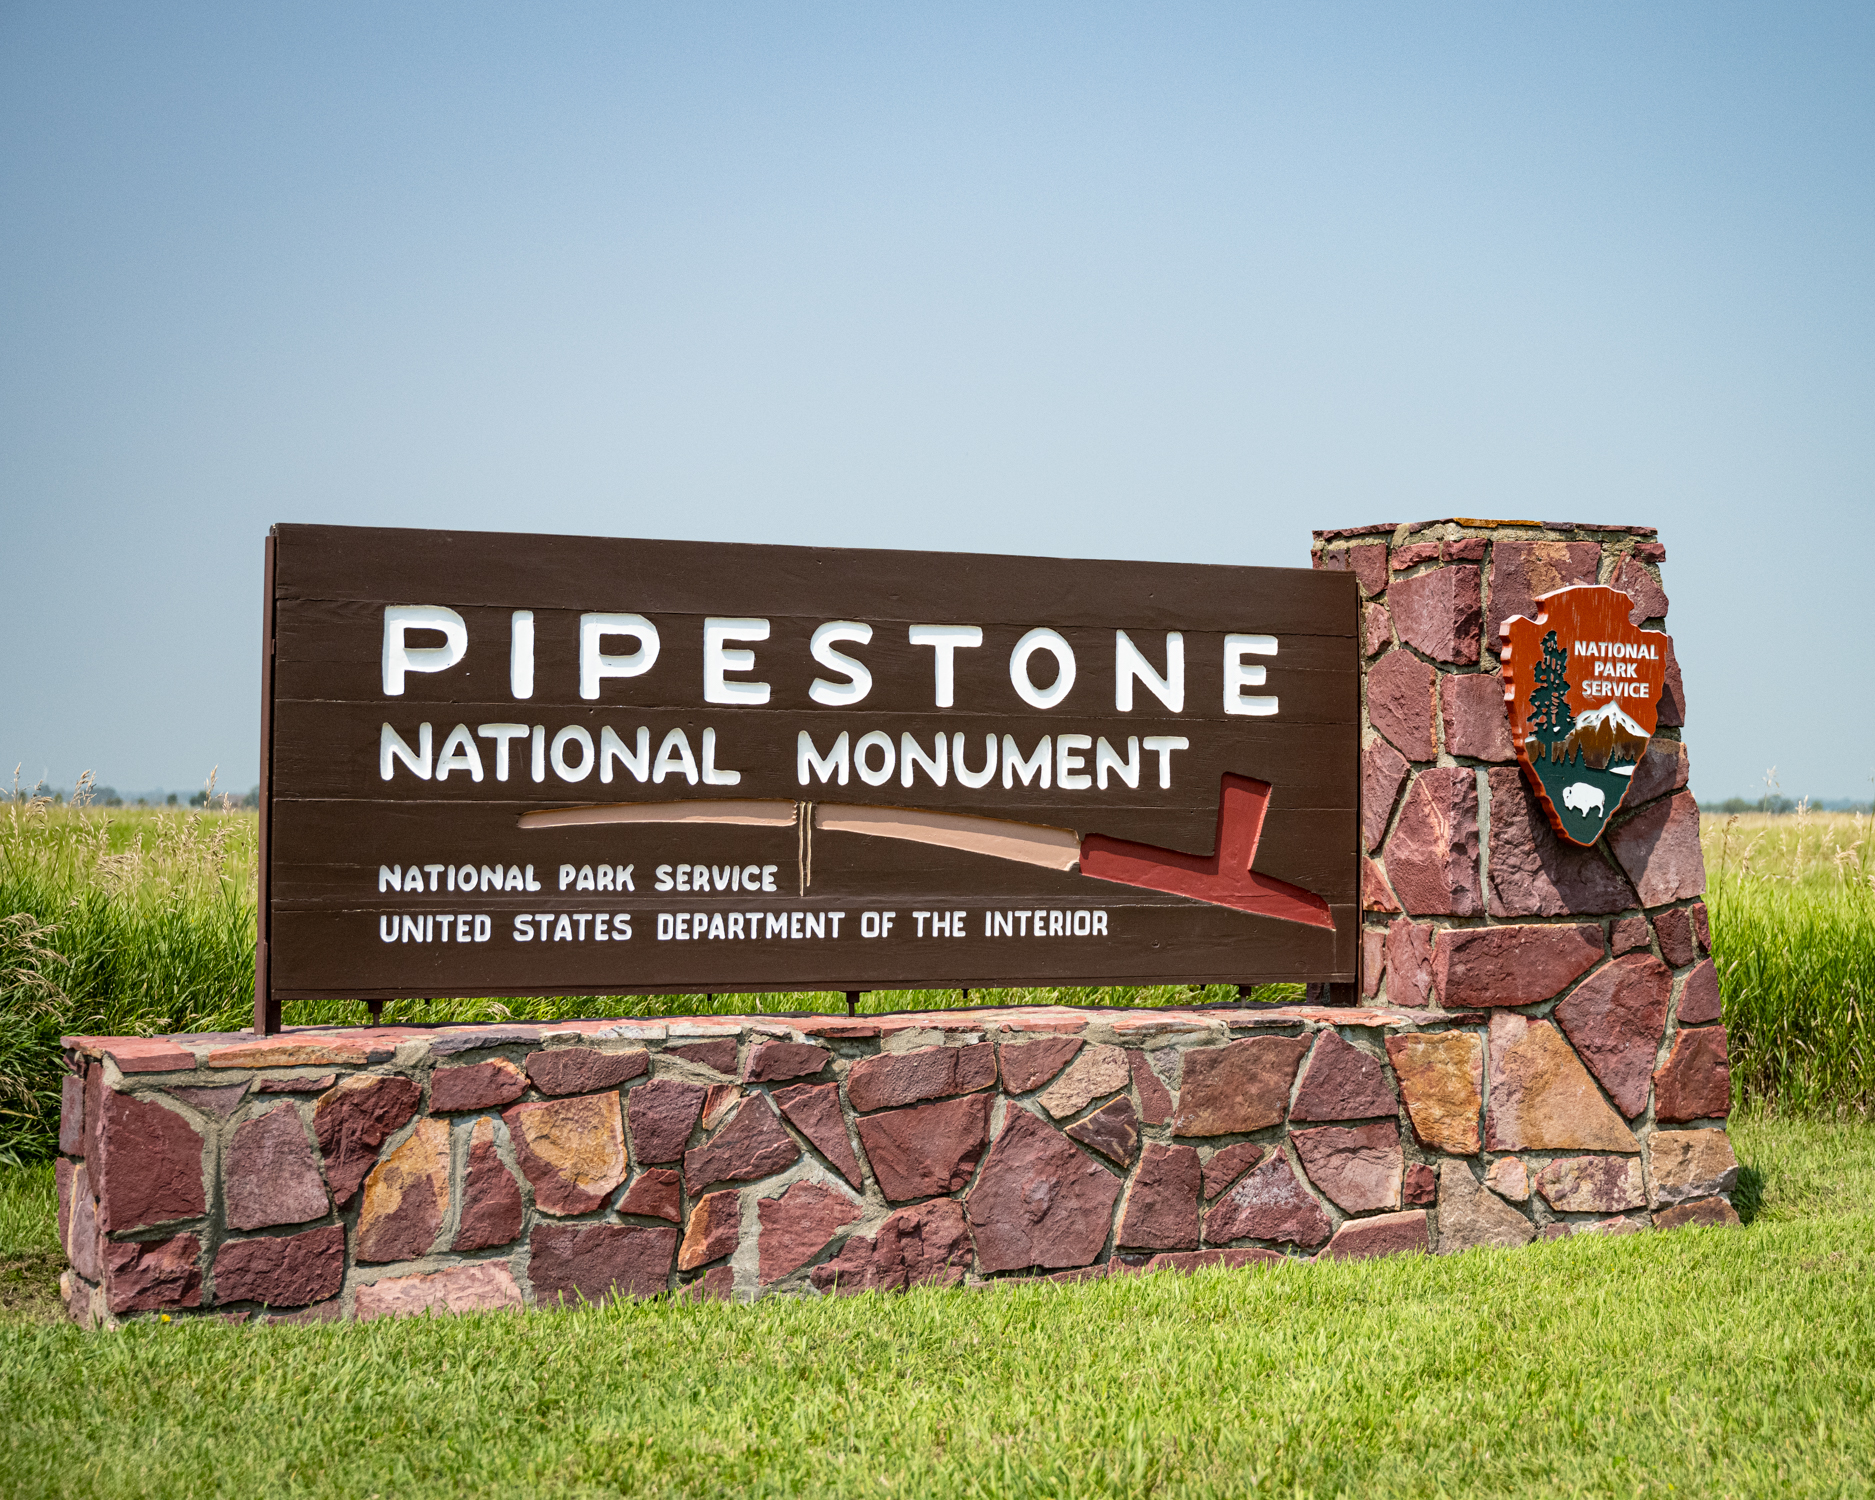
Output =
[{"x1": 1733, "y1": 1162, "x2": 1766, "y2": 1225}]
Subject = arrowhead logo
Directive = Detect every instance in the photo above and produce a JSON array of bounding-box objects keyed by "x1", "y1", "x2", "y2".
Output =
[{"x1": 1501, "y1": 584, "x2": 1669, "y2": 847}]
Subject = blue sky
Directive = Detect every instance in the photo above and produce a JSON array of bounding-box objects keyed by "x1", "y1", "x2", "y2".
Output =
[{"x1": 3, "y1": 3, "x2": 1871, "y2": 801}]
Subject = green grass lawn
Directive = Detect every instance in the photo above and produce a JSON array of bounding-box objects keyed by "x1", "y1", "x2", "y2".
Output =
[{"x1": 3, "y1": 1115, "x2": 1872, "y2": 1498}]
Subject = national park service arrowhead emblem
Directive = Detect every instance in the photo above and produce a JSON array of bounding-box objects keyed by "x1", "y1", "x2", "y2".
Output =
[{"x1": 1502, "y1": 584, "x2": 1668, "y2": 847}]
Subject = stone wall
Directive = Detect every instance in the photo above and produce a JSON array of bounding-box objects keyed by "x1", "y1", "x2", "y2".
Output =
[{"x1": 53, "y1": 517, "x2": 1737, "y2": 1325}]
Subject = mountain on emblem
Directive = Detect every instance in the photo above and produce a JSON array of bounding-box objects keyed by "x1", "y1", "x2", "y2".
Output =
[{"x1": 1500, "y1": 584, "x2": 1671, "y2": 847}]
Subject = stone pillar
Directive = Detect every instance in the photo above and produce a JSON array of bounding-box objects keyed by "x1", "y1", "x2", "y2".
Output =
[{"x1": 1312, "y1": 519, "x2": 1734, "y2": 1225}]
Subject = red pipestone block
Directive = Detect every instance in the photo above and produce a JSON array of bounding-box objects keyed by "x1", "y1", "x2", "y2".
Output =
[
  {"x1": 757, "y1": 1181, "x2": 861, "y2": 1284},
  {"x1": 999, "y1": 1037, "x2": 1083, "y2": 1094},
  {"x1": 617, "y1": 1168, "x2": 682, "y2": 1223},
  {"x1": 1433, "y1": 923, "x2": 1604, "y2": 1009},
  {"x1": 1364, "y1": 602, "x2": 1393, "y2": 658},
  {"x1": 1292, "y1": 1123, "x2": 1402, "y2": 1213},
  {"x1": 1202, "y1": 1152, "x2": 1332, "y2": 1249},
  {"x1": 742, "y1": 1041, "x2": 831, "y2": 1084},
  {"x1": 1385, "y1": 919, "x2": 1435, "y2": 1008},
  {"x1": 94, "y1": 1091, "x2": 206, "y2": 1233},
  {"x1": 213, "y1": 1225, "x2": 346, "y2": 1308},
  {"x1": 1441, "y1": 673, "x2": 1514, "y2": 761},
  {"x1": 1445, "y1": 537, "x2": 1488, "y2": 562},
  {"x1": 1654, "y1": 906, "x2": 1700, "y2": 969},
  {"x1": 1116, "y1": 1143, "x2": 1201, "y2": 1251},
  {"x1": 56, "y1": 1157, "x2": 72, "y2": 1249},
  {"x1": 1067, "y1": 1096, "x2": 1140, "y2": 1166},
  {"x1": 810, "y1": 1199, "x2": 973, "y2": 1293},
  {"x1": 505, "y1": 1095, "x2": 628, "y2": 1215},
  {"x1": 1362, "y1": 738, "x2": 1410, "y2": 852},
  {"x1": 684, "y1": 1096, "x2": 801, "y2": 1192},
  {"x1": 1488, "y1": 540, "x2": 1600, "y2": 640},
  {"x1": 1289, "y1": 1031, "x2": 1398, "y2": 1122},
  {"x1": 524, "y1": 1047, "x2": 648, "y2": 1097},
  {"x1": 1170, "y1": 1036, "x2": 1309, "y2": 1136},
  {"x1": 65, "y1": 1163, "x2": 102, "y2": 1282},
  {"x1": 1659, "y1": 639, "x2": 1686, "y2": 727},
  {"x1": 533, "y1": 1223, "x2": 679, "y2": 1304},
  {"x1": 1382, "y1": 768, "x2": 1482, "y2": 917},
  {"x1": 857, "y1": 1094, "x2": 992, "y2": 1202},
  {"x1": 1677, "y1": 959, "x2": 1722, "y2": 1024},
  {"x1": 1485, "y1": 768, "x2": 1638, "y2": 917},
  {"x1": 1609, "y1": 792, "x2": 1706, "y2": 908},
  {"x1": 1691, "y1": 900, "x2": 1711, "y2": 953},
  {"x1": 1654, "y1": 1027, "x2": 1731, "y2": 1122},
  {"x1": 1330, "y1": 543, "x2": 1388, "y2": 597},
  {"x1": 1317, "y1": 1209, "x2": 1428, "y2": 1261},
  {"x1": 1129, "y1": 1051, "x2": 1174, "y2": 1125},
  {"x1": 679, "y1": 1190, "x2": 740, "y2": 1271},
  {"x1": 1611, "y1": 915, "x2": 1653, "y2": 956},
  {"x1": 312, "y1": 1075, "x2": 422, "y2": 1206},
  {"x1": 1613, "y1": 553, "x2": 1669, "y2": 622},
  {"x1": 1626, "y1": 739, "x2": 1690, "y2": 806},
  {"x1": 627, "y1": 1078, "x2": 707, "y2": 1164},
  {"x1": 968, "y1": 1109, "x2": 1123, "y2": 1273},
  {"x1": 1391, "y1": 542, "x2": 1441, "y2": 570},
  {"x1": 59, "y1": 1072, "x2": 85, "y2": 1157},
  {"x1": 668, "y1": 1039, "x2": 739, "y2": 1074},
  {"x1": 1361, "y1": 928, "x2": 1385, "y2": 999},
  {"x1": 455, "y1": 1118, "x2": 526, "y2": 1251},
  {"x1": 1403, "y1": 1163, "x2": 1437, "y2": 1206},
  {"x1": 1202, "y1": 1142, "x2": 1265, "y2": 1200},
  {"x1": 1388, "y1": 565, "x2": 1483, "y2": 665},
  {"x1": 1554, "y1": 953, "x2": 1673, "y2": 1118},
  {"x1": 430, "y1": 1059, "x2": 527, "y2": 1113},
  {"x1": 845, "y1": 1043, "x2": 996, "y2": 1113},
  {"x1": 169, "y1": 1084, "x2": 248, "y2": 1118},
  {"x1": 105, "y1": 1234, "x2": 202, "y2": 1314},
  {"x1": 1363, "y1": 859, "x2": 1401, "y2": 914},
  {"x1": 1367, "y1": 651, "x2": 1438, "y2": 762},
  {"x1": 1655, "y1": 1196, "x2": 1740, "y2": 1231},
  {"x1": 773, "y1": 1082, "x2": 865, "y2": 1190},
  {"x1": 1139, "y1": 1247, "x2": 1286, "y2": 1274},
  {"x1": 224, "y1": 1105, "x2": 329, "y2": 1231}
]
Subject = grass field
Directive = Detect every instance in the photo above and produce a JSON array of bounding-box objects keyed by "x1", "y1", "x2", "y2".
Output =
[{"x1": 0, "y1": 1115, "x2": 1870, "y2": 1497}]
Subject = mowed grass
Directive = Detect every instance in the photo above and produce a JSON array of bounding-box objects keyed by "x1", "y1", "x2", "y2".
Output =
[{"x1": 0, "y1": 1115, "x2": 1872, "y2": 1498}]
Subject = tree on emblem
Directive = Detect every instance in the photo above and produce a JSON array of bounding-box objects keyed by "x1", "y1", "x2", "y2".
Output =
[{"x1": 1529, "y1": 630, "x2": 1572, "y2": 756}]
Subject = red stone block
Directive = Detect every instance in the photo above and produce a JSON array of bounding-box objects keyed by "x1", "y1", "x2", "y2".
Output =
[
  {"x1": 55, "y1": 1157, "x2": 72, "y2": 1250},
  {"x1": 1170, "y1": 1036, "x2": 1309, "y2": 1136},
  {"x1": 1612, "y1": 553, "x2": 1669, "y2": 622},
  {"x1": 1292, "y1": 1123, "x2": 1402, "y2": 1213},
  {"x1": 1202, "y1": 1142, "x2": 1265, "y2": 1200},
  {"x1": 1202, "y1": 1152, "x2": 1332, "y2": 1249},
  {"x1": 224, "y1": 1105, "x2": 329, "y2": 1231},
  {"x1": 1362, "y1": 737, "x2": 1410, "y2": 852},
  {"x1": 1677, "y1": 959, "x2": 1722, "y2": 1024},
  {"x1": 1535, "y1": 1156, "x2": 1645, "y2": 1214},
  {"x1": 1653, "y1": 1027, "x2": 1731, "y2": 1122},
  {"x1": 1609, "y1": 792, "x2": 1706, "y2": 908},
  {"x1": 1387, "y1": 1032, "x2": 1483, "y2": 1155},
  {"x1": 668, "y1": 1039, "x2": 739, "y2": 1075},
  {"x1": 968, "y1": 1109, "x2": 1123, "y2": 1273},
  {"x1": 1116, "y1": 1143, "x2": 1202, "y2": 1251},
  {"x1": 94, "y1": 1091, "x2": 206, "y2": 1233},
  {"x1": 1385, "y1": 919, "x2": 1435, "y2": 1008},
  {"x1": 532, "y1": 1223, "x2": 679, "y2": 1304},
  {"x1": 1626, "y1": 739, "x2": 1690, "y2": 806},
  {"x1": 1690, "y1": 900, "x2": 1710, "y2": 954},
  {"x1": 255, "y1": 1074, "x2": 336, "y2": 1094},
  {"x1": 769, "y1": 1082, "x2": 862, "y2": 1189},
  {"x1": 1367, "y1": 651, "x2": 1438, "y2": 762},
  {"x1": 1554, "y1": 954, "x2": 1673, "y2": 1118},
  {"x1": 1363, "y1": 859, "x2": 1401, "y2": 914},
  {"x1": 312, "y1": 1075, "x2": 422, "y2": 1207},
  {"x1": 1659, "y1": 639, "x2": 1685, "y2": 727},
  {"x1": 1391, "y1": 541, "x2": 1441, "y2": 570},
  {"x1": 757, "y1": 1181, "x2": 861, "y2": 1284},
  {"x1": 105, "y1": 1234, "x2": 202, "y2": 1314},
  {"x1": 1485, "y1": 769, "x2": 1638, "y2": 917},
  {"x1": 999, "y1": 1037, "x2": 1083, "y2": 1094},
  {"x1": 617, "y1": 1167, "x2": 682, "y2": 1224},
  {"x1": 1610, "y1": 915, "x2": 1652, "y2": 956},
  {"x1": 1289, "y1": 1031, "x2": 1398, "y2": 1122},
  {"x1": 66, "y1": 1163, "x2": 102, "y2": 1282},
  {"x1": 1403, "y1": 1163, "x2": 1437, "y2": 1206},
  {"x1": 1654, "y1": 1195, "x2": 1740, "y2": 1231},
  {"x1": 168, "y1": 1084, "x2": 249, "y2": 1118},
  {"x1": 1445, "y1": 537, "x2": 1488, "y2": 562},
  {"x1": 59, "y1": 1072, "x2": 85, "y2": 1157},
  {"x1": 1488, "y1": 540, "x2": 1600, "y2": 640},
  {"x1": 1067, "y1": 1097, "x2": 1140, "y2": 1166},
  {"x1": 856, "y1": 1094, "x2": 991, "y2": 1202},
  {"x1": 678, "y1": 1190, "x2": 740, "y2": 1271},
  {"x1": 684, "y1": 1096, "x2": 801, "y2": 1192},
  {"x1": 1364, "y1": 602, "x2": 1393, "y2": 658},
  {"x1": 1139, "y1": 1247, "x2": 1286, "y2": 1274},
  {"x1": 1336, "y1": 543, "x2": 1389, "y2": 596},
  {"x1": 1383, "y1": 768, "x2": 1482, "y2": 916},
  {"x1": 1317, "y1": 1209, "x2": 1428, "y2": 1261},
  {"x1": 1129, "y1": 1051, "x2": 1174, "y2": 1126},
  {"x1": 1653, "y1": 906, "x2": 1699, "y2": 969},
  {"x1": 846, "y1": 1043, "x2": 996, "y2": 1113},
  {"x1": 430, "y1": 1059, "x2": 527, "y2": 1113},
  {"x1": 456, "y1": 1117, "x2": 526, "y2": 1250},
  {"x1": 505, "y1": 1095, "x2": 628, "y2": 1215},
  {"x1": 524, "y1": 1047, "x2": 647, "y2": 1097},
  {"x1": 1484, "y1": 1015, "x2": 1638, "y2": 1153},
  {"x1": 356, "y1": 1118, "x2": 451, "y2": 1263},
  {"x1": 1389, "y1": 565, "x2": 1482, "y2": 665},
  {"x1": 1441, "y1": 673, "x2": 1514, "y2": 761},
  {"x1": 1433, "y1": 923, "x2": 1603, "y2": 1009},
  {"x1": 213, "y1": 1225, "x2": 346, "y2": 1308},
  {"x1": 1361, "y1": 929, "x2": 1385, "y2": 999},
  {"x1": 356, "y1": 1261, "x2": 523, "y2": 1319},
  {"x1": 627, "y1": 1078, "x2": 708, "y2": 1164},
  {"x1": 742, "y1": 1041, "x2": 831, "y2": 1084},
  {"x1": 810, "y1": 1199, "x2": 973, "y2": 1293}
]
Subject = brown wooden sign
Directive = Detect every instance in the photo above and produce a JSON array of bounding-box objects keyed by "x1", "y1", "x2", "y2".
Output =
[
  {"x1": 1501, "y1": 584, "x2": 1669, "y2": 847},
  {"x1": 254, "y1": 524, "x2": 1359, "y2": 1028}
]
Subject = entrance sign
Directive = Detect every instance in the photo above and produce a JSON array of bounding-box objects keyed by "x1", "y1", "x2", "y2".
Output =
[
  {"x1": 254, "y1": 525, "x2": 1359, "y2": 1026},
  {"x1": 1501, "y1": 584, "x2": 1669, "y2": 847}
]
